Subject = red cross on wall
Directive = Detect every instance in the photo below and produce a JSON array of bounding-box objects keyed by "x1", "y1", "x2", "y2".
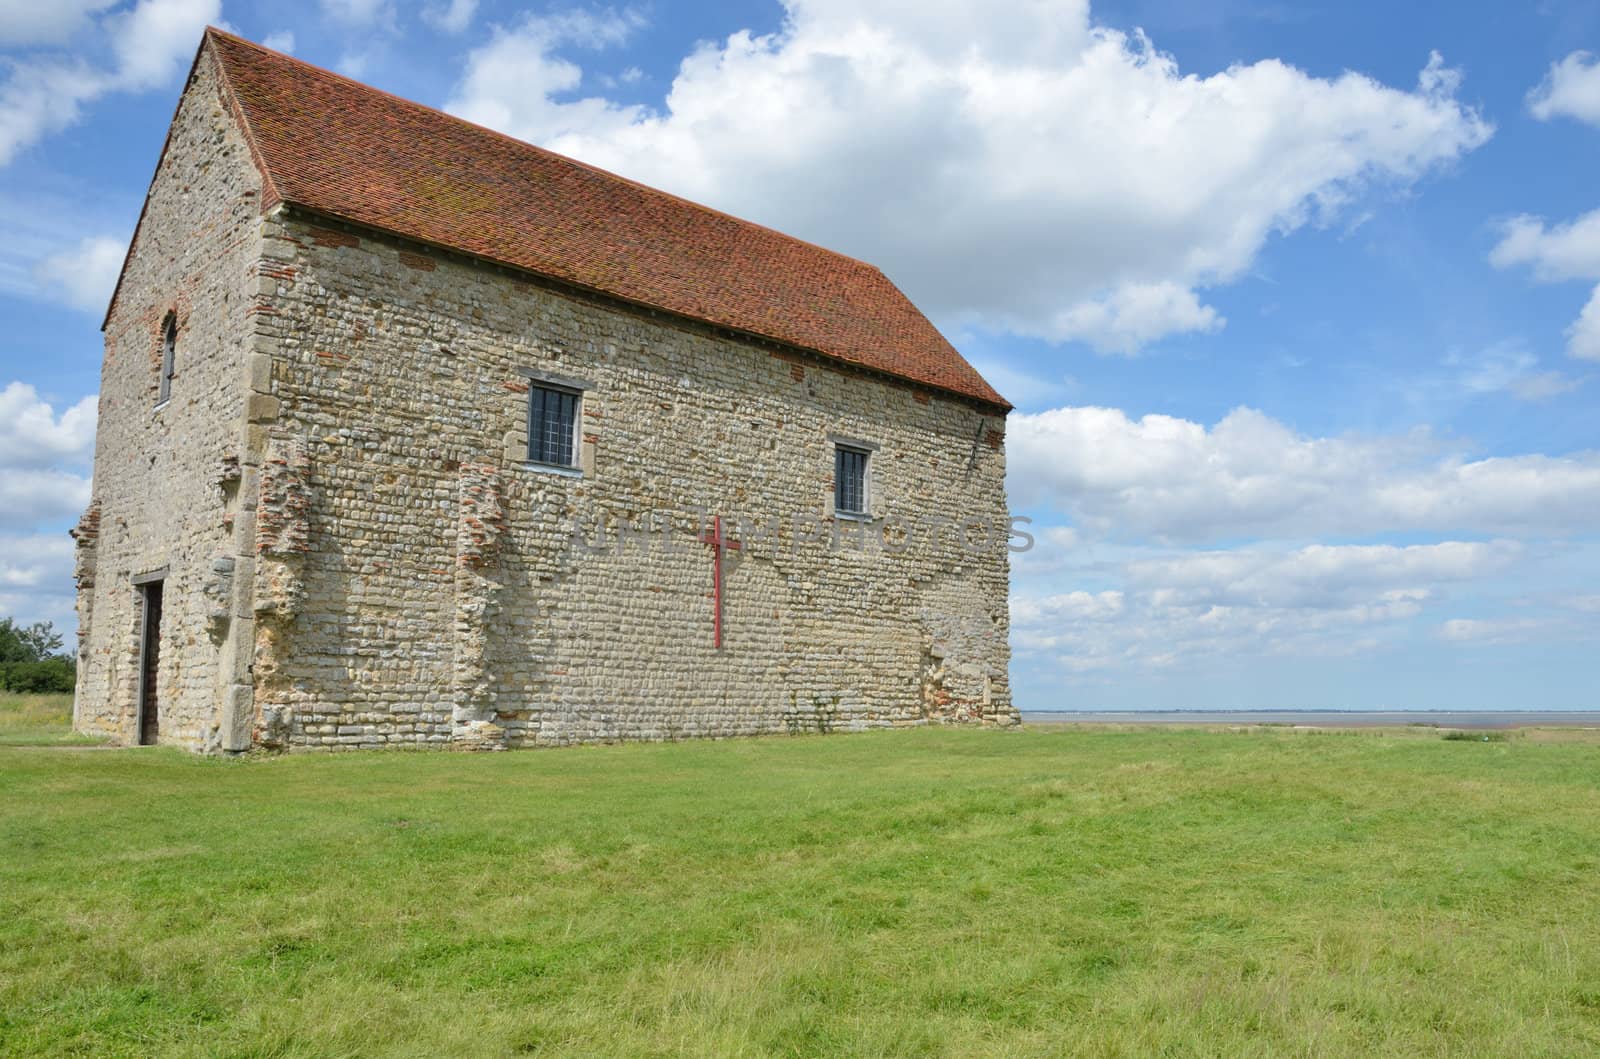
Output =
[{"x1": 697, "y1": 515, "x2": 739, "y2": 648}]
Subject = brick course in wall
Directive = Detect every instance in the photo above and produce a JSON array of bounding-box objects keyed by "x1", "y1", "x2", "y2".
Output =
[{"x1": 73, "y1": 34, "x2": 1017, "y2": 752}]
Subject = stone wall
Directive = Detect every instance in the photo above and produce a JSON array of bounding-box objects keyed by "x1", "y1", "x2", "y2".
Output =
[
  {"x1": 72, "y1": 48, "x2": 265, "y2": 750},
  {"x1": 77, "y1": 38, "x2": 1015, "y2": 752},
  {"x1": 246, "y1": 208, "x2": 1016, "y2": 748}
]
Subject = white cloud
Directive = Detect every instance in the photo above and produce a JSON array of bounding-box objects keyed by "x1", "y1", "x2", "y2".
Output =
[
  {"x1": 32, "y1": 234, "x2": 125, "y2": 314},
  {"x1": 1528, "y1": 51, "x2": 1600, "y2": 127},
  {"x1": 1567, "y1": 285, "x2": 1600, "y2": 362},
  {"x1": 1008, "y1": 404, "x2": 1600, "y2": 541},
  {"x1": 106, "y1": 0, "x2": 216, "y2": 90},
  {"x1": 261, "y1": 30, "x2": 295, "y2": 54},
  {"x1": 0, "y1": 535, "x2": 75, "y2": 590},
  {"x1": 0, "y1": 0, "x2": 220, "y2": 167},
  {"x1": 1012, "y1": 540, "x2": 1527, "y2": 674},
  {"x1": 1490, "y1": 209, "x2": 1600, "y2": 283},
  {"x1": 0, "y1": 534, "x2": 78, "y2": 630},
  {"x1": 1012, "y1": 589, "x2": 1125, "y2": 625},
  {"x1": 1013, "y1": 592, "x2": 1410, "y2": 672},
  {"x1": 336, "y1": 51, "x2": 372, "y2": 79},
  {"x1": 1041, "y1": 282, "x2": 1223, "y2": 355},
  {"x1": 1444, "y1": 341, "x2": 1582, "y2": 401},
  {"x1": 1490, "y1": 208, "x2": 1600, "y2": 362},
  {"x1": 320, "y1": 0, "x2": 391, "y2": 28},
  {"x1": 446, "y1": 11, "x2": 645, "y2": 144},
  {"x1": 0, "y1": 381, "x2": 94, "y2": 532},
  {"x1": 1436, "y1": 617, "x2": 1549, "y2": 645},
  {"x1": 0, "y1": 383, "x2": 95, "y2": 625},
  {"x1": 0, "y1": 382, "x2": 97, "y2": 469},
  {"x1": 0, "y1": 470, "x2": 92, "y2": 530},
  {"x1": 0, "y1": 0, "x2": 118, "y2": 46},
  {"x1": 0, "y1": 59, "x2": 105, "y2": 169},
  {"x1": 1122, "y1": 540, "x2": 1519, "y2": 610},
  {"x1": 422, "y1": 0, "x2": 477, "y2": 34},
  {"x1": 445, "y1": 1, "x2": 1491, "y2": 351}
]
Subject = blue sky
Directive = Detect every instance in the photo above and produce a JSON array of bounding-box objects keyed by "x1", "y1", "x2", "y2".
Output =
[{"x1": 2, "y1": 0, "x2": 1597, "y2": 709}]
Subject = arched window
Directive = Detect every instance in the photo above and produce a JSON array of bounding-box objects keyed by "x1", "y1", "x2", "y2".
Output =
[{"x1": 158, "y1": 314, "x2": 177, "y2": 405}]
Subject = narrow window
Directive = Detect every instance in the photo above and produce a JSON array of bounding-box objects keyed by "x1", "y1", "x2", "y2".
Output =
[
  {"x1": 527, "y1": 383, "x2": 580, "y2": 467},
  {"x1": 136, "y1": 579, "x2": 163, "y2": 746},
  {"x1": 834, "y1": 445, "x2": 869, "y2": 516},
  {"x1": 158, "y1": 314, "x2": 177, "y2": 405}
]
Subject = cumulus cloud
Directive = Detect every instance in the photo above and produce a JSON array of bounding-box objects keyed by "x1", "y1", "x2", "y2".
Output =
[
  {"x1": 0, "y1": 379, "x2": 95, "y2": 623},
  {"x1": 0, "y1": 59, "x2": 105, "y2": 169},
  {"x1": 1491, "y1": 208, "x2": 1600, "y2": 362},
  {"x1": 0, "y1": 470, "x2": 92, "y2": 530},
  {"x1": 1043, "y1": 282, "x2": 1223, "y2": 355},
  {"x1": 1006, "y1": 396, "x2": 1599, "y2": 684},
  {"x1": 0, "y1": 382, "x2": 97, "y2": 469},
  {"x1": 422, "y1": 0, "x2": 477, "y2": 35},
  {"x1": 1490, "y1": 209, "x2": 1600, "y2": 282},
  {"x1": 0, "y1": 0, "x2": 119, "y2": 46},
  {"x1": 446, "y1": 11, "x2": 645, "y2": 143},
  {"x1": 1012, "y1": 589, "x2": 1125, "y2": 626},
  {"x1": 1121, "y1": 540, "x2": 1520, "y2": 610},
  {"x1": 106, "y1": 0, "x2": 217, "y2": 90},
  {"x1": 1013, "y1": 593, "x2": 1402, "y2": 672},
  {"x1": 445, "y1": 0, "x2": 1491, "y2": 351},
  {"x1": 0, "y1": 0, "x2": 219, "y2": 167},
  {"x1": 1007, "y1": 404, "x2": 1600, "y2": 541},
  {"x1": 1012, "y1": 540, "x2": 1528, "y2": 673},
  {"x1": 0, "y1": 534, "x2": 78, "y2": 630},
  {"x1": 0, "y1": 382, "x2": 96, "y2": 532},
  {"x1": 1567, "y1": 286, "x2": 1600, "y2": 362},
  {"x1": 261, "y1": 30, "x2": 295, "y2": 54},
  {"x1": 32, "y1": 235, "x2": 125, "y2": 314},
  {"x1": 0, "y1": 535, "x2": 75, "y2": 591},
  {"x1": 1528, "y1": 50, "x2": 1600, "y2": 127}
]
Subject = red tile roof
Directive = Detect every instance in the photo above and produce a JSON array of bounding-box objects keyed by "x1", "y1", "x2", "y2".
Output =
[{"x1": 203, "y1": 29, "x2": 1008, "y2": 409}]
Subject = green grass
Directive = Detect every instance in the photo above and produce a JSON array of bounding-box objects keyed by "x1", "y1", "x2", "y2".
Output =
[
  {"x1": 1441, "y1": 728, "x2": 1511, "y2": 742},
  {"x1": 3, "y1": 722, "x2": 1599, "y2": 1057},
  {"x1": 0, "y1": 693, "x2": 102, "y2": 747}
]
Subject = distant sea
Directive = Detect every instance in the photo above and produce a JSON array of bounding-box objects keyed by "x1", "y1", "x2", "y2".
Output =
[{"x1": 1021, "y1": 710, "x2": 1600, "y2": 729}]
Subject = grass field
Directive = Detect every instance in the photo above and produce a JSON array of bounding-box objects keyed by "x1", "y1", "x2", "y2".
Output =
[
  {"x1": 2, "y1": 696, "x2": 1599, "y2": 1057},
  {"x1": 0, "y1": 693, "x2": 99, "y2": 747}
]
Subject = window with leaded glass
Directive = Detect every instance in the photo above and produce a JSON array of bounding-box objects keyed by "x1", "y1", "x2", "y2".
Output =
[
  {"x1": 834, "y1": 444, "x2": 868, "y2": 515},
  {"x1": 527, "y1": 383, "x2": 580, "y2": 467},
  {"x1": 158, "y1": 314, "x2": 177, "y2": 405}
]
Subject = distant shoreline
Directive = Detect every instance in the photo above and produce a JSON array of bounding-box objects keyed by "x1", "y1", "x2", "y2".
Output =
[{"x1": 1021, "y1": 710, "x2": 1600, "y2": 729}]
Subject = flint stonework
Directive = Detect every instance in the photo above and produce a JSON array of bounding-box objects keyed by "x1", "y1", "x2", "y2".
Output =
[{"x1": 71, "y1": 34, "x2": 1018, "y2": 752}]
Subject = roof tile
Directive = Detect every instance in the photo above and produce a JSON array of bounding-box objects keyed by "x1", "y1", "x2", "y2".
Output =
[{"x1": 205, "y1": 28, "x2": 1008, "y2": 409}]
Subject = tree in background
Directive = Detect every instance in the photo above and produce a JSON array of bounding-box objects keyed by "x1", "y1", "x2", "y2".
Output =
[{"x1": 0, "y1": 619, "x2": 75, "y2": 694}]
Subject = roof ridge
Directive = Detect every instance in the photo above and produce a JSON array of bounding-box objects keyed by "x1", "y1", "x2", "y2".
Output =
[
  {"x1": 194, "y1": 27, "x2": 1008, "y2": 408},
  {"x1": 202, "y1": 26, "x2": 883, "y2": 274}
]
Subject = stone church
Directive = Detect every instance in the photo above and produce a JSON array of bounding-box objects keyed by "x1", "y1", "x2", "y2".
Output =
[{"x1": 71, "y1": 28, "x2": 1017, "y2": 752}]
